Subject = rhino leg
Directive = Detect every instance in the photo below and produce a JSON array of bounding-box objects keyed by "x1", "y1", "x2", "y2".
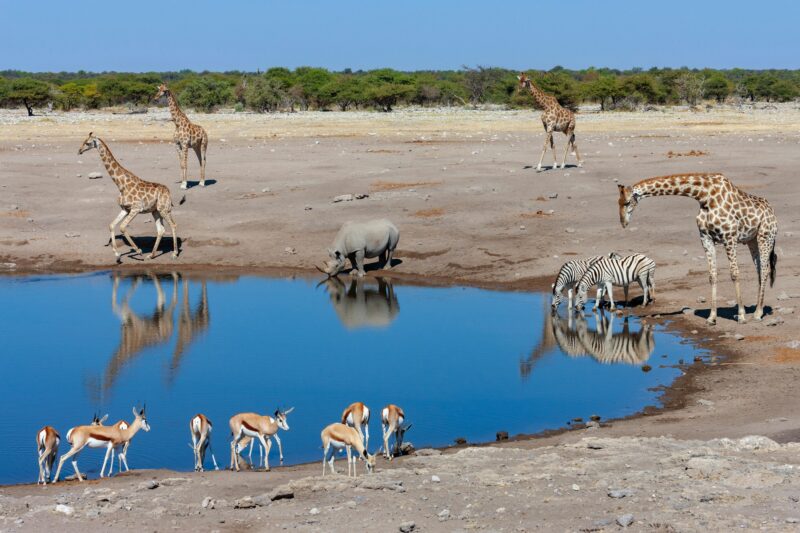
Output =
[
  {"x1": 384, "y1": 248, "x2": 394, "y2": 269},
  {"x1": 351, "y1": 250, "x2": 366, "y2": 277}
]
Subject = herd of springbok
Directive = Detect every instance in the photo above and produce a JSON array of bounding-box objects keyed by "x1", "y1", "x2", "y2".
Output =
[{"x1": 36, "y1": 402, "x2": 410, "y2": 484}]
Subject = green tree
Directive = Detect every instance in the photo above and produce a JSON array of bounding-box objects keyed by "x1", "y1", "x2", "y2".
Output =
[
  {"x1": 703, "y1": 74, "x2": 731, "y2": 103},
  {"x1": 178, "y1": 77, "x2": 232, "y2": 112},
  {"x1": 363, "y1": 69, "x2": 414, "y2": 112},
  {"x1": 55, "y1": 82, "x2": 86, "y2": 110},
  {"x1": 583, "y1": 75, "x2": 619, "y2": 110},
  {"x1": 7, "y1": 78, "x2": 51, "y2": 115},
  {"x1": 244, "y1": 76, "x2": 286, "y2": 112},
  {"x1": 318, "y1": 74, "x2": 364, "y2": 111},
  {"x1": 295, "y1": 67, "x2": 334, "y2": 109}
]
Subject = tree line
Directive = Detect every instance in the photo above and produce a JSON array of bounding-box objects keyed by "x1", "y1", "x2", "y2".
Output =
[{"x1": 1, "y1": 66, "x2": 798, "y2": 115}]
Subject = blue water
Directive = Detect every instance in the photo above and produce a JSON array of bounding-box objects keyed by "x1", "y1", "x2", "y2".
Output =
[{"x1": 0, "y1": 272, "x2": 701, "y2": 485}]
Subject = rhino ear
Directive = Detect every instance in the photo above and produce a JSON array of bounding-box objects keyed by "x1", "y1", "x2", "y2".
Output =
[{"x1": 335, "y1": 250, "x2": 342, "y2": 260}]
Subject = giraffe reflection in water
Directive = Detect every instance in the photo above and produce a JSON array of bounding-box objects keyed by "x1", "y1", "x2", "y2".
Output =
[
  {"x1": 100, "y1": 272, "x2": 210, "y2": 393},
  {"x1": 521, "y1": 306, "x2": 655, "y2": 378}
]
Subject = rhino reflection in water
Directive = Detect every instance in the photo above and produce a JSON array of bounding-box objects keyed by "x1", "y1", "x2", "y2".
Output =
[
  {"x1": 323, "y1": 277, "x2": 399, "y2": 329},
  {"x1": 521, "y1": 306, "x2": 655, "y2": 378}
]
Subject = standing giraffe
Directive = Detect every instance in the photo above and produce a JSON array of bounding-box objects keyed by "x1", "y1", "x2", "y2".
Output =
[
  {"x1": 154, "y1": 83, "x2": 208, "y2": 190},
  {"x1": 618, "y1": 173, "x2": 778, "y2": 324},
  {"x1": 78, "y1": 133, "x2": 179, "y2": 261},
  {"x1": 517, "y1": 72, "x2": 583, "y2": 171}
]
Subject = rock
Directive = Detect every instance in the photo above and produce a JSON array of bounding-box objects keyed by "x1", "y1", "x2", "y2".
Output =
[
  {"x1": 414, "y1": 448, "x2": 441, "y2": 456},
  {"x1": 284, "y1": 247, "x2": 296, "y2": 254},
  {"x1": 734, "y1": 333, "x2": 745, "y2": 340},
  {"x1": 269, "y1": 485, "x2": 294, "y2": 501},
  {"x1": 88, "y1": 171, "x2": 103, "y2": 179},
  {"x1": 571, "y1": 484, "x2": 580, "y2": 491},
  {"x1": 64, "y1": 232, "x2": 81, "y2": 238},
  {"x1": 234, "y1": 497, "x2": 256, "y2": 509},
  {"x1": 697, "y1": 399, "x2": 715, "y2": 407},
  {"x1": 261, "y1": 187, "x2": 271, "y2": 193},
  {"x1": 454, "y1": 437, "x2": 467, "y2": 445},
  {"x1": 1, "y1": 262, "x2": 16, "y2": 270},
  {"x1": 360, "y1": 478, "x2": 406, "y2": 492},
  {"x1": 608, "y1": 489, "x2": 634, "y2": 499},
  {"x1": 304, "y1": 205, "x2": 312, "y2": 211},
  {"x1": 160, "y1": 477, "x2": 190, "y2": 486},
  {"x1": 202, "y1": 497, "x2": 215, "y2": 509},
  {"x1": 496, "y1": 507, "x2": 506, "y2": 513},
  {"x1": 309, "y1": 507, "x2": 320, "y2": 515},
  {"x1": 355, "y1": 193, "x2": 369, "y2": 200},
  {"x1": 399, "y1": 521, "x2": 416, "y2": 532},
  {"x1": 786, "y1": 340, "x2": 800, "y2": 349},
  {"x1": 76, "y1": 173, "x2": 82, "y2": 177},
  {"x1": 617, "y1": 514, "x2": 634, "y2": 527},
  {"x1": 140, "y1": 480, "x2": 160, "y2": 490},
  {"x1": 548, "y1": 193, "x2": 558, "y2": 199},
  {"x1": 55, "y1": 504, "x2": 75, "y2": 516},
  {"x1": 333, "y1": 194, "x2": 354, "y2": 203},
  {"x1": 766, "y1": 316, "x2": 785, "y2": 327},
  {"x1": 565, "y1": 228, "x2": 576, "y2": 234},
  {"x1": 696, "y1": 296, "x2": 707, "y2": 303},
  {"x1": 496, "y1": 431, "x2": 509, "y2": 441},
  {"x1": 431, "y1": 475, "x2": 441, "y2": 483},
  {"x1": 251, "y1": 494, "x2": 272, "y2": 507},
  {"x1": 586, "y1": 420, "x2": 600, "y2": 429},
  {"x1": 437, "y1": 509, "x2": 450, "y2": 520},
  {"x1": 681, "y1": 306, "x2": 694, "y2": 315}
]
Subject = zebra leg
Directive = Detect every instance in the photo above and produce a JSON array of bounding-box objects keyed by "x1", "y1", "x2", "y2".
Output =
[
  {"x1": 605, "y1": 282, "x2": 615, "y2": 310},
  {"x1": 623, "y1": 284, "x2": 629, "y2": 307},
  {"x1": 593, "y1": 287, "x2": 603, "y2": 311}
]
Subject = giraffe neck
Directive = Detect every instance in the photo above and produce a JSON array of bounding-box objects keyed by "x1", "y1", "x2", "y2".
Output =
[
  {"x1": 166, "y1": 91, "x2": 189, "y2": 126},
  {"x1": 632, "y1": 175, "x2": 711, "y2": 205},
  {"x1": 96, "y1": 139, "x2": 138, "y2": 192},
  {"x1": 526, "y1": 81, "x2": 556, "y2": 110}
]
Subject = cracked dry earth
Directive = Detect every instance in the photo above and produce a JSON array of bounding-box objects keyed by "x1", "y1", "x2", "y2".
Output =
[{"x1": 3, "y1": 435, "x2": 800, "y2": 532}]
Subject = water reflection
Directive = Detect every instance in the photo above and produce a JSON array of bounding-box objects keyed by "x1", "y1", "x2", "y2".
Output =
[
  {"x1": 322, "y1": 277, "x2": 399, "y2": 329},
  {"x1": 521, "y1": 308, "x2": 655, "y2": 378},
  {"x1": 94, "y1": 272, "x2": 212, "y2": 394}
]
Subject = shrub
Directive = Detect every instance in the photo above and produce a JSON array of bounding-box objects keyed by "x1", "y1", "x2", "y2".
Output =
[
  {"x1": 244, "y1": 76, "x2": 286, "y2": 112},
  {"x1": 6, "y1": 78, "x2": 51, "y2": 115},
  {"x1": 178, "y1": 77, "x2": 233, "y2": 112}
]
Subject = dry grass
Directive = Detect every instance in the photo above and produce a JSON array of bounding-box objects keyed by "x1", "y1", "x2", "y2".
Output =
[
  {"x1": 413, "y1": 207, "x2": 445, "y2": 218},
  {"x1": 667, "y1": 150, "x2": 709, "y2": 158},
  {"x1": 370, "y1": 180, "x2": 441, "y2": 192}
]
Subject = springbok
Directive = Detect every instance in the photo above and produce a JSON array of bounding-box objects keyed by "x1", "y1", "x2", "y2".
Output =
[
  {"x1": 341, "y1": 402, "x2": 370, "y2": 450},
  {"x1": 190, "y1": 413, "x2": 219, "y2": 471},
  {"x1": 36, "y1": 426, "x2": 60, "y2": 485},
  {"x1": 53, "y1": 406, "x2": 150, "y2": 482},
  {"x1": 381, "y1": 404, "x2": 411, "y2": 460},
  {"x1": 321, "y1": 423, "x2": 377, "y2": 477},
  {"x1": 229, "y1": 408, "x2": 293, "y2": 472},
  {"x1": 105, "y1": 420, "x2": 132, "y2": 477}
]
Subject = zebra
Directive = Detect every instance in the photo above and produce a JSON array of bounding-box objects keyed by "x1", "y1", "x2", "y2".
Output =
[
  {"x1": 575, "y1": 253, "x2": 656, "y2": 311},
  {"x1": 551, "y1": 254, "x2": 620, "y2": 310}
]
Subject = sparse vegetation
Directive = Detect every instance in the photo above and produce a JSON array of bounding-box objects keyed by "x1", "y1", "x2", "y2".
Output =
[{"x1": 0, "y1": 67, "x2": 798, "y2": 113}]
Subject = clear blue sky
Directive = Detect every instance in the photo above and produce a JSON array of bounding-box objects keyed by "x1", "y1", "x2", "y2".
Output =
[{"x1": 2, "y1": 0, "x2": 798, "y2": 72}]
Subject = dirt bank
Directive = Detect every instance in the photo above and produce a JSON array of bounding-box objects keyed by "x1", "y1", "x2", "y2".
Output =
[{"x1": 2, "y1": 106, "x2": 800, "y2": 530}]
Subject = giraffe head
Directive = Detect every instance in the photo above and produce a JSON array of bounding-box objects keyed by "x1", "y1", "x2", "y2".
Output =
[
  {"x1": 78, "y1": 132, "x2": 100, "y2": 155},
  {"x1": 517, "y1": 72, "x2": 531, "y2": 89},
  {"x1": 154, "y1": 83, "x2": 170, "y2": 102},
  {"x1": 617, "y1": 184, "x2": 640, "y2": 228}
]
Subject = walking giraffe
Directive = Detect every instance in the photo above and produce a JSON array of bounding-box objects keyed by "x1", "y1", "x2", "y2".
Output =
[
  {"x1": 154, "y1": 83, "x2": 208, "y2": 190},
  {"x1": 78, "y1": 133, "x2": 179, "y2": 261},
  {"x1": 618, "y1": 173, "x2": 778, "y2": 324},
  {"x1": 517, "y1": 72, "x2": 583, "y2": 171}
]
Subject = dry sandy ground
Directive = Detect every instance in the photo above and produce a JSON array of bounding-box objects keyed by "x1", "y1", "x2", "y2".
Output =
[{"x1": 2, "y1": 105, "x2": 800, "y2": 531}]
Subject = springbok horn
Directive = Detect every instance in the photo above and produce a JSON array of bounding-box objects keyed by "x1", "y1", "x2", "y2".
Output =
[
  {"x1": 284, "y1": 407, "x2": 295, "y2": 414},
  {"x1": 132, "y1": 406, "x2": 138, "y2": 418}
]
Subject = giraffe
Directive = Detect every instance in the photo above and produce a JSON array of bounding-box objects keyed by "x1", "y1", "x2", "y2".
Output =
[
  {"x1": 79, "y1": 133, "x2": 179, "y2": 261},
  {"x1": 517, "y1": 72, "x2": 583, "y2": 171},
  {"x1": 154, "y1": 83, "x2": 209, "y2": 190},
  {"x1": 618, "y1": 173, "x2": 778, "y2": 325}
]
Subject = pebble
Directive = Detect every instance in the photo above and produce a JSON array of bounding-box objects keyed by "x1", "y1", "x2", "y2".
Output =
[
  {"x1": 431, "y1": 475, "x2": 441, "y2": 483},
  {"x1": 496, "y1": 507, "x2": 506, "y2": 513},
  {"x1": 437, "y1": 508, "x2": 450, "y2": 520},
  {"x1": 565, "y1": 228, "x2": 576, "y2": 234},
  {"x1": 261, "y1": 187, "x2": 271, "y2": 193},
  {"x1": 734, "y1": 333, "x2": 745, "y2": 340},
  {"x1": 234, "y1": 497, "x2": 256, "y2": 509},
  {"x1": 284, "y1": 247, "x2": 296, "y2": 255},
  {"x1": 88, "y1": 171, "x2": 103, "y2": 179},
  {"x1": 333, "y1": 194, "x2": 354, "y2": 203},
  {"x1": 617, "y1": 514, "x2": 634, "y2": 527},
  {"x1": 586, "y1": 420, "x2": 600, "y2": 429},
  {"x1": 399, "y1": 521, "x2": 416, "y2": 532},
  {"x1": 571, "y1": 484, "x2": 580, "y2": 491},
  {"x1": 608, "y1": 489, "x2": 634, "y2": 499},
  {"x1": 55, "y1": 504, "x2": 75, "y2": 516},
  {"x1": 696, "y1": 296, "x2": 706, "y2": 303},
  {"x1": 304, "y1": 205, "x2": 312, "y2": 211},
  {"x1": 786, "y1": 340, "x2": 800, "y2": 349},
  {"x1": 64, "y1": 232, "x2": 81, "y2": 238},
  {"x1": 548, "y1": 193, "x2": 558, "y2": 199},
  {"x1": 309, "y1": 507, "x2": 320, "y2": 515},
  {"x1": 202, "y1": 497, "x2": 215, "y2": 509}
]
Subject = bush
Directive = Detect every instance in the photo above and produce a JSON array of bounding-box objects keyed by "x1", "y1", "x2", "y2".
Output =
[
  {"x1": 244, "y1": 76, "x2": 286, "y2": 112},
  {"x1": 703, "y1": 74, "x2": 731, "y2": 103},
  {"x1": 6, "y1": 78, "x2": 51, "y2": 115},
  {"x1": 178, "y1": 77, "x2": 233, "y2": 112},
  {"x1": 363, "y1": 69, "x2": 414, "y2": 112}
]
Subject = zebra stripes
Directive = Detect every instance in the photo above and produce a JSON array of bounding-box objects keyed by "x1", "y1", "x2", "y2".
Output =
[
  {"x1": 575, "y1": 253, "x2": 656, "y2": 310},
  {"x1": 551, "y1": 255, "x2": 607, "y2": 309}
]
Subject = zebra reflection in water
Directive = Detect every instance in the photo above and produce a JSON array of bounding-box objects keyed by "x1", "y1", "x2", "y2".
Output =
[{"x1": 521, "y1": 306, "x2": 655, "y2": 378}]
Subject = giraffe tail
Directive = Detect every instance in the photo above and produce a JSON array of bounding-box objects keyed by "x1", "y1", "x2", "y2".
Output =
[
  {"x1": 178, "y1": 195, "x2": 187, "y2": 206},
  {"x1": 769, "y1": 242, "x2": 777, "y2": 288}
]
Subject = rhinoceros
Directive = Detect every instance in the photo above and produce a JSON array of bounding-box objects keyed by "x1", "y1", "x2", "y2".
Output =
[{"x1": 318, "y1": 219, "x2": 399, "y2": 277}]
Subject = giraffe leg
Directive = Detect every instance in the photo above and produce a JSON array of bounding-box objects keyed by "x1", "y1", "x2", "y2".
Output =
[
  {"x1": 149, "y1": 213, "x2": 165, "y2": 259},
  {"x1": 165, "y1": 212, "x2": 179, "y2": 259},
  {"x1": 550, "y1": 132, "x2": 558, "y2": 169},
  {"x1": 561, "y1": 129, "x2": 572, "y2": 169},
  {"x1": 176, "y1": 142, "x2": 189, "y2": 190},
  {"x1": 751, "y1": 235, "x2": 773, "y2": 321},
  {"x1": 118, "y1": 209, "x2": 142, "y2": 255},
  {"x1": 572, "y1": 133, "x2": 583, "y2": 167},
  {"x1": 197, "y1": 138, "x2": 208, "y2": 187},
  {"x1": 724, "y1": 240, "x2": 746, "y2": 323},
  {"x1": 536, "y1": 129, "x2": 551, "y2": 171},
  {"x1": 700, "y1": 233, "x2": 719, "y2": 325},
  {"x1": 108, "y1": 209, "x2": 128, "y2": 259}
]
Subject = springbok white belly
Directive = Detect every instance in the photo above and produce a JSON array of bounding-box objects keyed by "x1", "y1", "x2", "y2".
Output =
[
  {"x1": 87, "y1": 438, "x2": 112, "y2": 448},
  {"x1": 241, "y1": 427, "x2": 262, "y2": 439}
]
